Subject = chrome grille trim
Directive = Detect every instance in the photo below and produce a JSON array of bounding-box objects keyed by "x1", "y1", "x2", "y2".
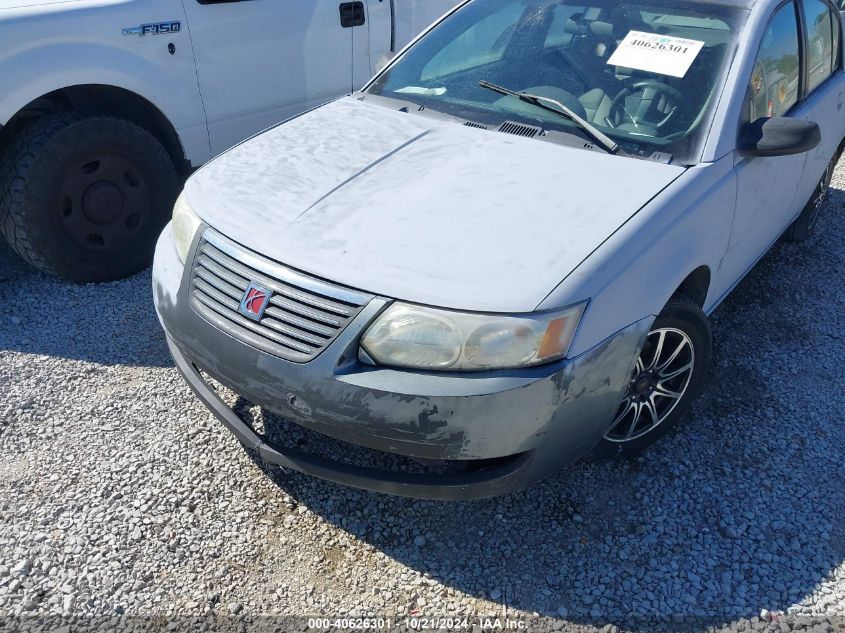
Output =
[
  {"x1": 203, "y1": 230, "x2": 370, "y2": 306},
  {"x1": 190, "y1": 229, "x2": 372, "y2": 362}
]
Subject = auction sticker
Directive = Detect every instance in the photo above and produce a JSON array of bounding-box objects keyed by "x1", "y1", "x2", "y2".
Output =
[{"x1": 607, "y1": 31, "x2": 705, "y2": 78}]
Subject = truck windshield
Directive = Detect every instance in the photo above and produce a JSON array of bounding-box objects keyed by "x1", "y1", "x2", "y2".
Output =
[{"x1": 367, "y1": 0, "x2": 748, "y2": 164}]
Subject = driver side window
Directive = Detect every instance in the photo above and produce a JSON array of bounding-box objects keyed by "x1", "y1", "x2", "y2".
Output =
[{"x1": 747, "y1": 2, "x2": 801, "y2": 121}]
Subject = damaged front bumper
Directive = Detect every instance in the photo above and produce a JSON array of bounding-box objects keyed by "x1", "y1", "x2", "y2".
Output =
[{"x1": 153, "y1": 224, "x2": 649, "y2": 499}]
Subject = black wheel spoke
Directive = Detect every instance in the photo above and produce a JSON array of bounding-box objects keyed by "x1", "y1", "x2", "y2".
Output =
[{"x1": 624, "y1": 402, "x2": 643, "y2": 440}]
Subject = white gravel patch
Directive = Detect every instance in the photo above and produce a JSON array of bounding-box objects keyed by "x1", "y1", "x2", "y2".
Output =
[{"x1": 0, "y1": 158, "x2": 844, "y2": 633}]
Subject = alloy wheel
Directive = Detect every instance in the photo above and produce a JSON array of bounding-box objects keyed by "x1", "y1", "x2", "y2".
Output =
[{"x1": 604, "y1": 327, "x2": 695, "y2": 443}]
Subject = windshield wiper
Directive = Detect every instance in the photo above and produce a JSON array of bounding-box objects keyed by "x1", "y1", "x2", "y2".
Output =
[{"x1": 479, "y1": 80, "x2": 620, "y2": 155}]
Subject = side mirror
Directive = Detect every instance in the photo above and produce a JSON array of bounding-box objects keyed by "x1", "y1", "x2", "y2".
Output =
[{"x1": 738, "y1": 117, "x2": 821, "y2": 157}]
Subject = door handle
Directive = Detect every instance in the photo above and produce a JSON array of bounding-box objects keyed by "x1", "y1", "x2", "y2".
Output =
[
  {"x1": 339, "y1": 1, "x2": 365, "y2": 27},
  {"x1": 838, "y1": 92, "x2": 843, "y2": 111}
]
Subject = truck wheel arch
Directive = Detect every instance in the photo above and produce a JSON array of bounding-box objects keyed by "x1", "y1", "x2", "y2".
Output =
[{"x1": 0, "y1": 85, "x2": 190, "y2": 175}]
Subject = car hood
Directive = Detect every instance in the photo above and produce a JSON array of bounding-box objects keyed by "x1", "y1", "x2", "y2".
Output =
[{"x1": 185, "y1": 97, "x2": 685, "y2": 313}]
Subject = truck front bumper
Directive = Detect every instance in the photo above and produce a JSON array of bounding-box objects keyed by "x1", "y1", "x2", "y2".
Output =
[{"x1": 153, "y1": 224, "x2": 649, "y2": 500}]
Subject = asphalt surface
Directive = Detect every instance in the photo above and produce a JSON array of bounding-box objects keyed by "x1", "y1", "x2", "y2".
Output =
[{"x1": 0, "y1": 159, "x2": 843, "y2": 633}]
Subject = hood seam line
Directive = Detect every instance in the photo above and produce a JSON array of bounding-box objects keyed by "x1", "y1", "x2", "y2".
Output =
[{"x1": 293, "y1": 129, "x2": 431, "y2": 222}]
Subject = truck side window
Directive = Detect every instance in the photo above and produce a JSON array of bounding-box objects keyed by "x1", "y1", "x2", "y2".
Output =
[{"x1": 747, "y1": 2, "x2": 801, "y2": 121}]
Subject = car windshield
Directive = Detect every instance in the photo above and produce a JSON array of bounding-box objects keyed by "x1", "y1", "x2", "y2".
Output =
[{"x1": 366, "y1": 0, "x2": 749, "y2": 164}]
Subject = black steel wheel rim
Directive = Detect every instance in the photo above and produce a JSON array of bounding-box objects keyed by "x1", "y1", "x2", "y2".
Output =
[{"x1": 57, "y1": 153, "x2": 152, "y2": 252}]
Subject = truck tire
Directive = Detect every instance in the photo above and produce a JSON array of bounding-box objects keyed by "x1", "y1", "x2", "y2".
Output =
[{"x1": 0, "y1": 112, "x2": 179, "y2": 282}]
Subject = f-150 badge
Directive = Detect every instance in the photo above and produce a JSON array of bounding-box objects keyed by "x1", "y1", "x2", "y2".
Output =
[{"x1": 123, "y1": 22, "x2": 181, "y2": 37}]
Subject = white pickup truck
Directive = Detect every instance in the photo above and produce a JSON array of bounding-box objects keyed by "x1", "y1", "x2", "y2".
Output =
[{"x1": 0, "y1": 0, "x2": 457, "y2": 282}]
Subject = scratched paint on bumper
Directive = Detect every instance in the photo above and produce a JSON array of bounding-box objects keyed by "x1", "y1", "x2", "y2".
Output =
[{"x1": 153, "y1": 225, "x2": 649, "y2": 497}]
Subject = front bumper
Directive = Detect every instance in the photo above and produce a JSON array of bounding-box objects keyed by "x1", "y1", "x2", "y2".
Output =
[{"x1": 153, "y1": 224, "x2": 649, "y2": 499}]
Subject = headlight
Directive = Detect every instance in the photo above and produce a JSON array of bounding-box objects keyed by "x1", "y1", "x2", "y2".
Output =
[
  {"x1": 172, "y1": 192, "x2": 203, "y2": 264},
  {"x1": 360, "y1": 302, "x2": 587, "y2": 371}
]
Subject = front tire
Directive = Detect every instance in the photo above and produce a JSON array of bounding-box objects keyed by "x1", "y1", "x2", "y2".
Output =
[
  {"x1": 596, "y1": 294, "x2": 712, "y2": 458},
  {"x1": 0, "y1": 113, "x2": 179, "y2": 282}
]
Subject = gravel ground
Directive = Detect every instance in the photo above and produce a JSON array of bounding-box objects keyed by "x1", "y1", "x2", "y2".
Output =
[{"x1": 0, "y1": 160, "x2": 844, "y2": 633}]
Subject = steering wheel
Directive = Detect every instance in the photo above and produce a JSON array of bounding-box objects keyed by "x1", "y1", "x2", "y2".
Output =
[{"x1": 607, "y1": 80, "x2": 684, "y2": 130}]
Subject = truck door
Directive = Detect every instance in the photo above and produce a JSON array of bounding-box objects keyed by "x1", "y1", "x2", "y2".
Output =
[
  {"x1": 360, "y1": 0, "x2": 461, "y2": 84},
  {"x1": 180, "y1": 0, "x2": 358, "y2": 156},
  {"x1": 392, "y1": 0, "x2": 461, "y2": 52}
]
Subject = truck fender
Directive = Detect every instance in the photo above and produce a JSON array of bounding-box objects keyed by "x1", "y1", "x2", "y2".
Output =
[{"x1": 0, "y1": 42, "x2": 210, "y2": 165}]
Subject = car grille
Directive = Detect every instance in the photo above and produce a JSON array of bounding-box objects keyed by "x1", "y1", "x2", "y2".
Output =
[{"x1": 189, "y1": 230, "x2": 371, "y2": 362}]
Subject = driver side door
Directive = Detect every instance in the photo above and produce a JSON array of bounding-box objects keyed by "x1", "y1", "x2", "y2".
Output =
[{"x1": 718, "y1": 1, "x2": 808, "y2": 290}]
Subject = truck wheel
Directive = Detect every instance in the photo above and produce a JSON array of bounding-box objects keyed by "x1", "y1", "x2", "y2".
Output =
[
  {"x1": 783, "y1": 150, "x2": 838, "y2": 243},
  {"x1": 0, "y1": 113, "x2": 179, "y2": 282},
  {"x1": 595, "y1": 294, "x2": 712, "y2": 458}
]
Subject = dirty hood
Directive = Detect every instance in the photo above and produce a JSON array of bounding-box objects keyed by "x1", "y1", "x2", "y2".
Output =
[{"x1": 186, "y1": 97, "x2": 684, "y2": 313}]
